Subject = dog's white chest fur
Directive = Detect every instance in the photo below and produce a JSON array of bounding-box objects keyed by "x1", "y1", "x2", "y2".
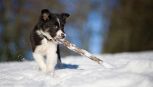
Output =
[
  {"x1": 33, "y1": 38, "x2": 58, "y2": 73},
  {"x1": 35, "y1": 38, "x2": 57, "y2": 55}
]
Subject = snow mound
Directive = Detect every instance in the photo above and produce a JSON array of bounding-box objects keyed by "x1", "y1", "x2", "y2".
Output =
[{"x1": 0, "y1": 51, "x2": 153, "y2": 87}]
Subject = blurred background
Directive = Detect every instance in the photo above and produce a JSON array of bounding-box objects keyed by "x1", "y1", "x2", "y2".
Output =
[{"x1": 0, "y1": 0, "x2": 153, "y2": 62}]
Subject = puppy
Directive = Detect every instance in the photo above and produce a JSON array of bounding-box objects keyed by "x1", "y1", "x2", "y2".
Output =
[{"x1": 30, "y1": 9, "x2": 70, "y2": 73}]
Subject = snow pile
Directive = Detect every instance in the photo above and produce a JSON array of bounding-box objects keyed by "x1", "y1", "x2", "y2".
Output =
[{"x1": 0, "y1": 51, "x2": 153, "y2": 87}]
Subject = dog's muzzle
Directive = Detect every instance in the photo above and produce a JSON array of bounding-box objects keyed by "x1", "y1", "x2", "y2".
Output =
[
  {"x1": 56, "y1": 30, "x2": 66, "y2": 39},
  {"x1": 58, "y1": 33, "x2": 66, "y2": 39},
  {"x1": 61, "y1": 33, "x2": 65, "y2": 38}
]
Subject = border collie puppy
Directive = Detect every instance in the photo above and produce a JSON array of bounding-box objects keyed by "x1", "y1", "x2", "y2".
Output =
[{"x1": 30, "y1": 9, "x2": 70, "y2": 73}]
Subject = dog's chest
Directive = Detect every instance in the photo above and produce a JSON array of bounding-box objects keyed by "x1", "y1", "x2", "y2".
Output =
[{"x1": 34, "y1": 38, "x2": 57, "y2": 55}]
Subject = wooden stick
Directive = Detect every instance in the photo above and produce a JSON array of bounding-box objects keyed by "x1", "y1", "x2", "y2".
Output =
[
  {"x1": 55, "y1": 38, "x2": 103, "y2": 64},
  {"x1": 38, "y1": 30, "x2": 103, "y2": 64}
]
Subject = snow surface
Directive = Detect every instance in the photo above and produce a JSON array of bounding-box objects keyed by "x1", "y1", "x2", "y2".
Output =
[{"x1": 0, "y1": 51, "x2": 153, "y2": 87}]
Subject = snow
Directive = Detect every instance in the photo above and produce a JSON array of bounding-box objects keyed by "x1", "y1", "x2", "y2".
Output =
[{"x1": 0, "y1": 51, "x2": 153, "y2": 87}]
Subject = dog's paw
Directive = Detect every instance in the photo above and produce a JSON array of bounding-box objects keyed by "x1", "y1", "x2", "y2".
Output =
[{"x1": 45, "y1": 71, "x2": 57, "y2": 78}]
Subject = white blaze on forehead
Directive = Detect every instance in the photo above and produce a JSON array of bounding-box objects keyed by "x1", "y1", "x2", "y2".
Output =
[
  {"x1": 56, "y1": 18, "x2": 60, "y2": 26},
  {"x1": 56, "y1": 17, "x2": 66, "y2": 38}
]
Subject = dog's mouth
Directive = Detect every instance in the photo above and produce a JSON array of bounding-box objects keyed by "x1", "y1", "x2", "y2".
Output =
[
  {"x1": 55, "y1": 30, "x2": 66, "y2": 39},
  {"x1": 55, "y1": 33, "x2": 66, "y2": 40},
  {"x1": 61, "y1": 33, "x2": 66, "y2": 39}
]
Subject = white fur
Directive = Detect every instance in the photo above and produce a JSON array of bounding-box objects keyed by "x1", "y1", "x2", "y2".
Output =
[
  {"x1": 56, "y1": 30, "x2": 63, "y2": 37},
  {"x1": 33, "y1": 31, "x2": 58, "y2": 73},
  {"x1": 56, "y1": 18, "x2": 66, "y2": 38},
  {"x1": 57, "y1": 18, "x2": 60, "y2": 26},
  {"x1": 33, "y1": 52, "x2": 46, "y2": 72}
]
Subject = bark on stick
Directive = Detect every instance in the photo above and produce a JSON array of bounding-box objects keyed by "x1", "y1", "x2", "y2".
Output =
[{"x1": 55, "y1": 38, "x2": 103, "y2": 64}]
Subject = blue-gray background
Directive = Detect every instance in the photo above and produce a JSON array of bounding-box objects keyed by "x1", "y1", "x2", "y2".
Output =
[{"x1": 0, "y1": 0, "x2": 153, "y2": 62}]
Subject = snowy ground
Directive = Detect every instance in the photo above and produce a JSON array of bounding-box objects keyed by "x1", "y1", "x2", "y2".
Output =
[{"x1": 0, "y1": 51, "x2": 153, "y2": 87}]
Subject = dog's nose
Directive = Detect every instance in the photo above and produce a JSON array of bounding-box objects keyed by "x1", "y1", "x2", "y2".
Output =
[{"x1": 61, "y1": 33, "x2": 65, "y2": 38}]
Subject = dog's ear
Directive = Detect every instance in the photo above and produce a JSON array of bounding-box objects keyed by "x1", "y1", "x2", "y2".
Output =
[
  {"x1": 61, "y1": 13, "x2": 70, "y2": 20},
  {"x1": 41, "y1": 9, "x2": 50, "y2": 14},
  {"x1": 40, "y1": 9, "x2": 51, "y2": 21}
]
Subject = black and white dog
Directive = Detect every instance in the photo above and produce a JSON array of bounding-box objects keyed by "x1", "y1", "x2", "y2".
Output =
[{"x1": 30, "y1": 9, "x2": 70, "y2": 73}]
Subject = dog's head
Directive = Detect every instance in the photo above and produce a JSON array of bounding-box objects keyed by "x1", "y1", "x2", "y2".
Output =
[{"x1": 40, "y1": 9, "x2": 70, "y2": 39}]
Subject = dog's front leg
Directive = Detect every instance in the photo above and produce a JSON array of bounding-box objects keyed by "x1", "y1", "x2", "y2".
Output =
[
  {"x1": 46, "y1": 45, "x2": 58, "y2": 75},
  {"x1": 33, "y1": 53, "x2": 46, "y2": 73}
]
